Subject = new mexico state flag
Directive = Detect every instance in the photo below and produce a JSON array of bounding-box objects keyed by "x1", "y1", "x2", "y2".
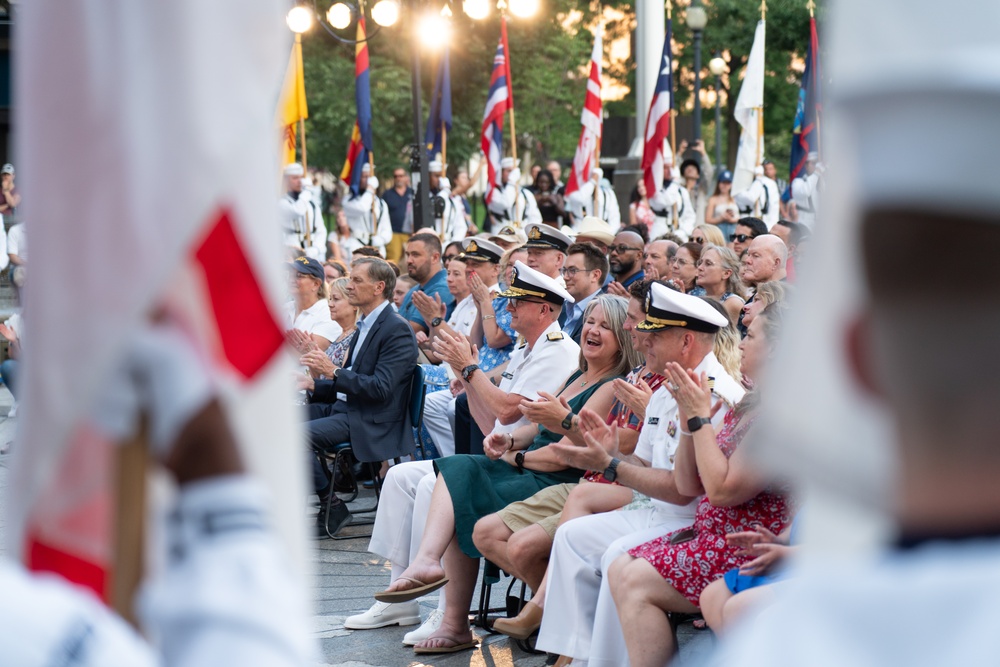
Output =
[{"x1": 279, "y1": 39, "x2": 309, "y2": 165}]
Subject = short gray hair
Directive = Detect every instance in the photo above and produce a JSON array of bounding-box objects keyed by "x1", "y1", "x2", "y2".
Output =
[{"x1": 352, "y1": 257, "x2": 396, "y2": 299}]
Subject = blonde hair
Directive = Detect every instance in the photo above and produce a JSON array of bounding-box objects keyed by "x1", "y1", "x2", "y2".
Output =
[
  {"x1": 713, "y1": 319, "x2": 743, "y2": 383},
  {"x1": 692, "y1": 224, "x2": 726, "y2": 247},
  {"x1": 328, "y1": 277, "x2": 359, "y2": 323}
]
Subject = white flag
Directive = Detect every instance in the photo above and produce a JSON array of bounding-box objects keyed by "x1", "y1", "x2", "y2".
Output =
[
  {"x1": 13, "y1": 0, "x2": 310, "y2": 596},
  {"x1": 732, "y1": 20, "x2": 767, "y2": 194}
]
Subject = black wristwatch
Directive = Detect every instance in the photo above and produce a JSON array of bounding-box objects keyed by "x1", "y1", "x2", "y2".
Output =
[
  {"x1": 461, "y1": 364, "x2": 480, "y2": 382},
  {"x1": 514, "y1": 450, "x2": 526, "y2": 473},
  {"x1": 687, "y1": 416, "x2": 712, "y2": 433},
  {"x1": 332, "y1": 367, "x2": 341, "y2": 380},
  {"x1": 603, "y1": 457, "x2": 621, "y2": 483},
  {"x1": 430, "y1": 316, "x2": 444, "y2": 328},
  {"x1": 561, "y1": 411, "x2": 575, "y2": 430}
]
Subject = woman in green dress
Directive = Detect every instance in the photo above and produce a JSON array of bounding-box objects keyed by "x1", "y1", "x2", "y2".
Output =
[{"x1": 375, "y1": 294, "x2": 641, "y2": 654}]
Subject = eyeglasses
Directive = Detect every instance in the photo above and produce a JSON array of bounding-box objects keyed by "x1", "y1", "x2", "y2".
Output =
[
  {"x1": 608, "y1": 244, "x2": 642, "y2": 254},
  {"x1": 729, "y1": 234, "x2": 752, "y2": 243},
  {"x1": 695, "y1": 259, "x2": 718, "y2": 268},
  {"x1": 670, "y1": 258, "x2": 693, "y2": 267},
  {"x1": 560, "y1": 267, "x2": 590, "y2": 277},
  {"x1": 509, "y1": 298, "x2": 548, "y2": 309}
]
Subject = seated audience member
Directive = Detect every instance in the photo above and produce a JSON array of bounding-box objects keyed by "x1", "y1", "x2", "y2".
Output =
[
  {"x1": 699, "y1": 518, "x2": 798, "y2": 633},
  {"x1": 393, "y1": 274, "x2": 416, "y2": 310},
  {"x1": 300, "y1": 277, "x2": 359, "y2": 378},
  {"x1": 669, "y1": 242, "x2": 702, "y2": 293},
  {"x1": 692, "y1": 244, "x2": 747, "y2": 322},
  {"x1": 533, "y1": 284, "x2": 744, "y2": 665},
  {"x1": 742, "y1": 280, "x2": 792, "y2": 331},
  {"x1": 523, "y1": 222, "x2": 572, "y2": 283},
  {"x1": 351, "y1": 260, "x2": 578, "y2": 643},
  {"x1": 298, "y1": 257, "x2": 418, "y2": 537},
  {"x1": 690, "y1": 223, "x2": 726, "y2": 247},
  {"x1": 738, "y1": 235, "x2": 788, "y2": 335},
  {"x1": 479, "y1": 282, "x2": 656, "y2": 640},
  {"x1": 575, "y1": 216, "x2": 616, "y2": 255},
  {"x1": 398, "y1": 233, "x2": 455, "y2": 335},
  {"x1": 284, "y1": 257, "x2": 342, "y2": 353},
  {"x1": 559, "y1": 242, "x2": 609, "y2": 343},
  {"x1": 606, "y1": 231, "x2": 646, "y2": 298},
  {"x1": 643, "y1": 239, "x2": 677, "y2": 281},
  {"x1": 488, "y1": 224, "x2": 528, "y2": 251},
  {"x1": 324, "y1": 259, "x2": 348, "y2": 284},
  {"x1": 376, "y1": 293, "x2": 632, "y2": 656},
  {"x1": 442, "y1": 241, "x2": 463, "y2": 267},
  {"x1": 706, "y1": 169, "x2": 740, "y2": 242},
  {"x1": 771, "y1": 219, "x2": 811, "y2": 282},
  {"x1": 413, "y1": 256, "x2": 476, "y2": 367},
  {"x1": 729, "y1": 217, "x2": 768, "y2": 258},
  {"x1": 352, "y1": 246, "x2": 383, "y2": 261},
  {"x1": 607, "y1": 303, "x2": 793, "y2": 667}
]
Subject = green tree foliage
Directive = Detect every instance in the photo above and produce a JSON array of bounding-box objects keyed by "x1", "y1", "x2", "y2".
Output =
[{"x1": 300, "y1": 0, "x2": 818, "y2": 181}]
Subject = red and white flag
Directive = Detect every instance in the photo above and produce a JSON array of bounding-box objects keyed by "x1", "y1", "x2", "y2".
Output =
[
  {"x1": 564, "y1": 28, "x2": 603, "y2": 197},
  {"x1": 13, "y1": 0, "x2": 309, "y2": 598},
  {"x1": 641, "y1": 20, "x2": 675, "y2": 197},
  {"x1": 480, "y1": 18, "x2": 514, "y2": 205}
]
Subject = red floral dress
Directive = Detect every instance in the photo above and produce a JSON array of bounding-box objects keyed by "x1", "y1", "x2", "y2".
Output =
[{"x1": 627, "y1": 409, "x2": 791, "y2": 605}]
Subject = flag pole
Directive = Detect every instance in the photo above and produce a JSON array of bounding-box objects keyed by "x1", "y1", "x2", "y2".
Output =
[
  {"x1": 295, "y1": 33, "x2": 308, "y2": 172},
  {"x1": 667, "y1": 0, "x2": 678, "y2": 229},
  {"x1": 109, "y1": 425, "x2": 150, "y2": 628},
  {"x1": 807, "y1": 0, "x2": 822, "y2": 157},
  {"x1": 442, "y1": 123, "x2": 448, "y2": 168}
]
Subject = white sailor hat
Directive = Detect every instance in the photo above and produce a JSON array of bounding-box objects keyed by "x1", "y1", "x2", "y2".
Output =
[
  {"x1": 460, "y1": 237, "x2": 504, "y2": 264},
  {"x1": 807, "y1": 151, "x2": 820, "y2": 162},
  {"x1": 284, "y1": 162, "x2": 304, "y2": 177},
  {"x1": 523, "y1": 222, "x2": 573, "y2": 253},
  {"x1": 500, "y1": 157, "x2": 516, "y2": 169},
  {"x1": 498, "y1": 260, "x2": 574, "y2": 307},
  {"x1": 361, "y1": 162, "x2": 371, "y2": 174},
  {"x1": 637, "y1": 282, "x2": 729, "y2": 333},
  {"x1": 429, "y1": 160, "x2": 444, "y2": 173}
]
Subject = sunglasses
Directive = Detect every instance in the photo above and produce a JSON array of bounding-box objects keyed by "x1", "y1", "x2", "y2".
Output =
[
  {"x1": 691, "y1": 236, "x2": 705, "y2": 244},
  {"x1": 608, "y1": 244, "x2": 642, "y2": 254},
  {"x1": 729, "y1": 234, "x2": 752, "y2": 243}
]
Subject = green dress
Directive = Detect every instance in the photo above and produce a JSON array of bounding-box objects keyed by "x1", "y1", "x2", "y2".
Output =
[{"x1": 434, "y1": 370, "x2": 618, "y2": 558}]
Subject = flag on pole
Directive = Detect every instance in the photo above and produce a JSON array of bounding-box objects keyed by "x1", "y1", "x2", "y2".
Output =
[
  {"x1": 480, "y1": 31, "x2": 513, "y2": 204},
  {"x1": 14, "y1": 0, "x2": 309, "y2": 599},
  {"x1": 341, "y1": 19, "x2": 374, "y2": 195},
  {"x1": 564, "y1": 27, "x2": 603, "y2": 198},
  {"x1": 425, "y1": 45, "x2": 452, "y2": 161},
  {"x1": 732, "y1": 19, "x2": 767, "y2": 194},
  {"x1": 279, "y1": 38, "x2": 309, "y2": 166},
  {"x1": 783, "y1": 16, "x2": 822, "y2": 200},
  {"x1": 640, "y1": 19, "x2": 674, "y2": 198}
]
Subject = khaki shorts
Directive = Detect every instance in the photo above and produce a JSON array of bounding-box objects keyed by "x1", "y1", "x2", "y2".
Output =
[{"x1": 497, "y1": 483, "x2": 578, "y2": 538}]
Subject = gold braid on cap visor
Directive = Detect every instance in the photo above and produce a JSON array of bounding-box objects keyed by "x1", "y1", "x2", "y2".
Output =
[
  {"x1": 499, "y1": 285, "x2": 549, "y2": 300},
  {"x1": 635, "y1": 315, "x2": 689, "y2": 331}
]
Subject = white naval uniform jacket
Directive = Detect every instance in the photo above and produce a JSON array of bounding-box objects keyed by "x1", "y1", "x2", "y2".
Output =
[
  {"x1": 487, "y1": 183, "x2": 542, "y2": 234},
  {"x1": 343, "y1": 191, "x2": 392, "y2": 256},
  {"x1": 566, "y1": 181, "x2": 622, "y2": 233}
]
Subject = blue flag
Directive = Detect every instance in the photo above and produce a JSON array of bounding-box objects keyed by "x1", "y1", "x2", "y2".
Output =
[
  {"x1": 425, "y1": 45, "x2": 452, "y2": 161},
  {"x1": 784, "y1": 17, "x2": 822, "y2": 201}
]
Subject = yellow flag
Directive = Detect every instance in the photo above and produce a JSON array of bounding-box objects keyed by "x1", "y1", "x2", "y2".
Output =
[{"x1": 278, "y1": 39, "x2": 308, "y2": 166}]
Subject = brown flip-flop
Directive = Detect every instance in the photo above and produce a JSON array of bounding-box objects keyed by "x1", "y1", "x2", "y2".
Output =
[
  {"x1": 374, "y1": 575, "x2": 449, "y2": 603},
  {"x1": 412, "y1": 634, "x2": 480, "y2": 655}
]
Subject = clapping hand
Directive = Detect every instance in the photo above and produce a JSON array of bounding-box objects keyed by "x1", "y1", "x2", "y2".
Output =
[
  {"x1": 412, "y1": 290, "x2": 447, "y2": 325},
  {"x1": 613, "y1": 378, "x2": 653, "y2": 421},
  {"x1": 300, "y1": 350, "x2": 337, "y2": 379},
  {"x1": 606, "y1": 281, "x2": 630, "y2": 298},
  {"x1": 728, "y1": 526, "x2": 790, "y2": 576},
  {"x1": 468, "y1": 272, "x2": 495, "y2": 307},
  {"x1": 449, "y1": 378, "x2": 465, "y2": 397},
  {"x1": 662, "y1": 362, "x2": 718, "y2": 425},
  {"x1": 286, "y1": 328, "x2": 318, "y2": 355},
  {"x1": 0, "y1": 323, "x2": 17, "y2": 343},
  {"x1": 483, "y1": 432, "x2": 512, "y2": 460},
  {"x1": 549, "y1": 408, "x2": 616, "y2": 471},
  {"x1": 431, "y1": 330, "x2": 478, "y2": 374},
  {"x1": 519, "y1": 391, "x2": 572, "y2": 431}
]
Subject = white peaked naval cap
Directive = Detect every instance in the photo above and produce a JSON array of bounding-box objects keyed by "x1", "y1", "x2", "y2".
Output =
[
  {"x1": 637, "y1": 282, "x2": 729, "y2": 333},
  {"x1": 498, "y1": 260, "x2": 574, "y2": 306}
]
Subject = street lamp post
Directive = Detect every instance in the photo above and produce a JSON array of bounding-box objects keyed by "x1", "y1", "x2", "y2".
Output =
[
  {"x1": 709, "y1": 55, "x2": 726, "y2": 170},
  {"x1": 686, "y1": 1, "x2": 707, "y2": 144}
]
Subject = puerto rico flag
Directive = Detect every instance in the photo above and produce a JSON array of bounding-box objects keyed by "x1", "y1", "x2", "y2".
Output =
[
  {"x1": 480, "y1": 19, "x2": 513, "y2": 205},
  {"x1": 641, "y1": 19, "x2": 674, "y2": 198}
]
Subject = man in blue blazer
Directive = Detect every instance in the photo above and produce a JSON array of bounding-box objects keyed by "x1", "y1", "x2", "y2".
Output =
[{"x1": 300, "y1": 257, "x2": 418, "y2": 537}]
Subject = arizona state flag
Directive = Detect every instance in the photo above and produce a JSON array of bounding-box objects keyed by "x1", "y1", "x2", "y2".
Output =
[{"x1": 279, "y1": 37, "x2": 309, "y2": 165}]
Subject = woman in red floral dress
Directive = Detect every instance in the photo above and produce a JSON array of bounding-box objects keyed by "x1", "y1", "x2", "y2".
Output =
[{"x1": 607, "y1": 303, "x2": 794, "y2": 667}]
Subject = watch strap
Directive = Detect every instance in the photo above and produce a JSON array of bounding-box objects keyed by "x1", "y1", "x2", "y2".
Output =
[
  {"x1": 561, "y1": 411, "x2": 575, "y2": 430},
  {"x1": 461, "y1": 364, "x2": 480, "y2": 382},
  {"x1": 430, "y1": 316, "x2": 444, "y2": 327},
  {"x1": 514, "y1": 450, "x2": 526, "y2": 473},
  {"x1": 604, "y1": 457, "x2": 620, "y2": 482},
  {"x1": 687, "y1": 416, "x2": 712, "y2": 433}
]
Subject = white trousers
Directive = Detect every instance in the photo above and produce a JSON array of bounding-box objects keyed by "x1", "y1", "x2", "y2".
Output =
[
  {"x1": 535, "y1": 508, "x2": 694, "y2": 662},
  {"x1": 422, "y1": 390, "x2": 457, "y2": 458},
  {"x1": 369, "y1": 460, "x2": 437, "y2": 568}
]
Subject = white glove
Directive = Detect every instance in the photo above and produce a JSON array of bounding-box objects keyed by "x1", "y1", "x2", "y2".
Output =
[
  {"x1": 296, "y1": 189, "x2": 312, "y2": 204},
  {"x1": 507, "y1": 168, "x2": 521, "y2": 185},
  {"x1": 669, "y1": 166, "x2": 681, "y2": 180},
  {"x1": 815, "y1": 162, "x2": 826, "y2": 175},
  {"x1": 591, "y1": 168, "x2": 603, "y2": 183},
  {"x1": 367, "y1": 176, "x2": 379, "y2": 192},
  {"x1": 91, "y1": 324, "x2": 216, "y2": 459}
]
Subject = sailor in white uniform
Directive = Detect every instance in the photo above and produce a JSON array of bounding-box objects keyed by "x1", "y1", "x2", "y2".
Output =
[
  {"x1": 342, "y1": 164, "x2": 392, "y2": 257},
  {"x1": 650, "y1": 165, "x2": 697, "y2": 241},
  {"x1": 428, "y1": 160, "x2": 466, "y2": 244},
  {"x1": 734, "y1": 166, "x2": 782, "y2": 230},
  {"x1": 790, "y1": 151, "x2": 824, "y2": 227},
  {"x1": 566, "y1": 168, "x2": 622, "y2": 232},
  {"x1": 535, "y1": 284, "x2": 744, "y2": 665},
  {"x1": 278, "y1": 162, "x2": 326, "y2": 260},
  {"x1": 487, "y1": 157, "x2": 541, "y2": 234}
]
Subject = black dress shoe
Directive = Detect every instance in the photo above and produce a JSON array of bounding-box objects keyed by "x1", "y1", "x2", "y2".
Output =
[{"x1": 316, "y1": 499, "x2": 352, "y2": 538}]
